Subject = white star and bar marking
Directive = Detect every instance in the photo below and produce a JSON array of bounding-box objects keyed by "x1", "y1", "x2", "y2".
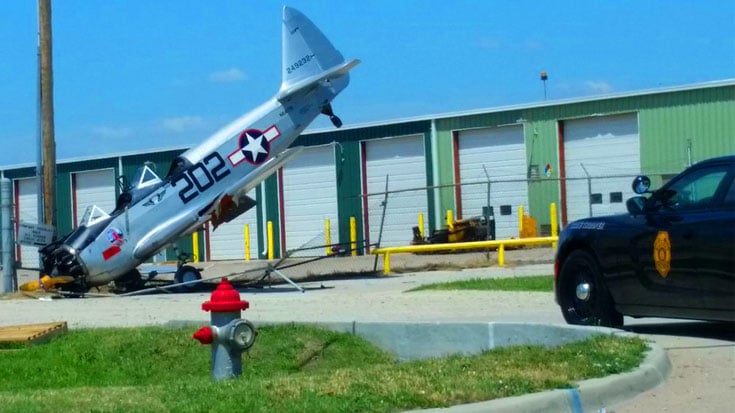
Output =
[{"x1": 228, "y1": 125, "x2": 281, "y2": 166}]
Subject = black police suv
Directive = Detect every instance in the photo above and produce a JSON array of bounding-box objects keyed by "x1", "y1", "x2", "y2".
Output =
[{"x1": 554, "y1": 155, "x2": 735, "y2": 327}]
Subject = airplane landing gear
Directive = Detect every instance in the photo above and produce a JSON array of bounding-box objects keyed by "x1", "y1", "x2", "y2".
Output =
[
  {"x1": 321, "y1": 103, "x2": 343, "y2": 128},
  {"x1": 113, "y1": 269, "x2": 145, "y2": 293},
  {"x1": 174, "y1": 252, "x2": 202, "y2": 291}
]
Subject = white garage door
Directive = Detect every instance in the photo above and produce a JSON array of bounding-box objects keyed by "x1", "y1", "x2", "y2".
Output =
[
  {"x1": 73, "y1": 169, "x2": 116, "y2": 225},
  {"x1": 281, "y1": 145, "x2": 338, "y2": 255},
  {"x1": 208, "y1": 189, "x2": 258, "y2": 260},
  {"x1": 563, "y1": 113, "x2": 640, "y2": 224},
  {"x1": 15, "y1": 178, "x2": 39, "y2": 269},
  {"x1": 364, "y1": 134, "x2": 427, "y2": 248},
  {"x1": 457, "y1": 126, "x2": 527, "y2": 240}
]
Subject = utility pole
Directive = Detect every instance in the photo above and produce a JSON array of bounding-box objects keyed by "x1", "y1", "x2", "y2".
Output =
[{"x1": 39, "y1": 0, "x2": 57, "y2": 230}]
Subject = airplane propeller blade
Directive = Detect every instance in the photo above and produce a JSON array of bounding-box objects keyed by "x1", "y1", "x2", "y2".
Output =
[{"x1": 19, "y1": 275, "x2": 76, "y2": 292}]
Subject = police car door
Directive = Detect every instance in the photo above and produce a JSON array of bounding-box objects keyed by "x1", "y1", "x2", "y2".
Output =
[{"x1": 641, "y1": 163, "x2": 734, "y2": 314}]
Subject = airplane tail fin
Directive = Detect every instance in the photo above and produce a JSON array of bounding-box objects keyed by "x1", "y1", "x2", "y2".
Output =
[{"x1": 278, "y1": 7, "x2": 359, "y2": 100}]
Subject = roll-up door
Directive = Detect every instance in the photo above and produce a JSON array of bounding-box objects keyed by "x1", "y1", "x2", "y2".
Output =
[
  {"x1": 562, "y1": 113, "x2": 640, "y2": 224},
  {"x1": 72, "y1": 169, "x2": 116, "y2": 225},
  {"x1": 15, "y1": 178, "x2": 39, "y2": 269},
  {"x1": 208, "y1": 189, "x2": 258, "y2": 260},
  {"x1": 281, "y1": 145, "x2": 338, "y2": 255},
  {"x1": 456, "y1": 125, "x2": 527, "y2": 239},
  {"x1": 364, "y1": 134, "x2": 427, "y2": 248}
]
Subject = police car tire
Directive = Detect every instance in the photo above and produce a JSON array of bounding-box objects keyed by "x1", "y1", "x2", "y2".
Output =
[{"x1": 558, "y1": 250, "x2": 623, "y2": 328}]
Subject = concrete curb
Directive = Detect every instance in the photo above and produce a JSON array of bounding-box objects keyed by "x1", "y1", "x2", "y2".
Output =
[
  {"x1": 173, "y1": 320, "x2": 671, "y2": 412},
  {"x1": 405, "y1": 340, "x2": 671, "y2": 413}
]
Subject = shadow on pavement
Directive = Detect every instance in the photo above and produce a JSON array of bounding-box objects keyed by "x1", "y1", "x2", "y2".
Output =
[{"x1": 626, "y1": 320, "x2": 735, "y2": 342}]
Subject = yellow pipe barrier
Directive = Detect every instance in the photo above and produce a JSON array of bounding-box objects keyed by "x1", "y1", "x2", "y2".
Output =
[
  {"x1": 350, "y1": 216, "x2": 357, "y2": 257},
  {"x1": 325, "y1": 218, "x2": 331, "y2": 255},
  {"x1": 518, "y1": 205, "x2": 524, "y2": 236},
  {"x1": 372, "y1": 236, "x2": 558, "y2": 275},
  {"x1": 192, "y1": 230, "x2": 200, "y2": 263},
  {"x1": 418, "y1": 212, "x2": 424, "y2": 238},
  {"x1": 446, "y1": 210, "x2": 453, "y2": 231},
  {"x1": 550, "y1": 202, "x2": 558, "y2": 249},
  {"x1": 244, "y1": 224, "x2": 250, "y2": 262},
  {"x1": 267, "y1": 220, "x2": 274, "y2": 261}
]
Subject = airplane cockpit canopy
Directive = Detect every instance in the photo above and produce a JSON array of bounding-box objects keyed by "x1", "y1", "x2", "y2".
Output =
[
  {"x1": 132, "y1": 162, "x2": 163, "y2": 191},
  {"x1": 79, "y1": 204, "x2": 111, "y2": 227},
  {"x1": 114, "y1": 162, "x2": 164, "y2": 212}
]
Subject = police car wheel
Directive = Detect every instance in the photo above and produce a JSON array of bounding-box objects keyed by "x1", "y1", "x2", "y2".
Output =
[{"x1": 558, "y1": 250, "x2": 622, "y2": 328}]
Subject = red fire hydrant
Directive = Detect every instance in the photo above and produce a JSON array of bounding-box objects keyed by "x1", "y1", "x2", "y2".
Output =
[{"x1": 193, "y1": 278, "x2": 257, "y2": 381}]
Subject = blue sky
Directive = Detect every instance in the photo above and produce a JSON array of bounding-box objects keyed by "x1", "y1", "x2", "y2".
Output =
[{"x1": 1, "y1": 0, "x2": 733, "y2": 167}]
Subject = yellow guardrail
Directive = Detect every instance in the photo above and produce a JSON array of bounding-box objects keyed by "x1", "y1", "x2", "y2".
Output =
[{"x1": 371, "y1": 236, "x2": 558, "y2": 275}]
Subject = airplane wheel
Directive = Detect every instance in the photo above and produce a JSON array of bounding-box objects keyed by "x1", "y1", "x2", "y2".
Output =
[
  {"x1": 174, "y1": 265, "x2": 202, "y2": 291},
  {"x1": 557, "y1": 250, "x2": 623, "y2": 328},
  {"x1": 114, "y1": 269, "x2": 145, "y2": 293}
]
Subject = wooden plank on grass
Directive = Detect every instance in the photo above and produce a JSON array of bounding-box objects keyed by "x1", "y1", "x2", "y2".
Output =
[{"x1": 0, "y1": 322, "x2": 68, "y2": 344}]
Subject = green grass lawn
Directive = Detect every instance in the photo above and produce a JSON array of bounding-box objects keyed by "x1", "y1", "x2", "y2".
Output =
[
  {"x1": 407, "y1": 275, "x2": 553, "y2": 293},
  {"x1": 0, "y1": 324, "x2": 646, "y2": 413}
]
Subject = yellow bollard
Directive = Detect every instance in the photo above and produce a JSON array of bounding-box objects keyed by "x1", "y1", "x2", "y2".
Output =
[
  {"x1": 325, "y1": 218, "x2": 331, "y2": 255},
  {"x1": 383, "y1": 251, "x2": 391, "y2": 275},
  {"x1": 350, "y1": 216, "x2": 357, "y2": 257},
  {"x1": 498, "y1": 243, "x2": 505, "y2": 267},
  {"x1": 550, "y1": 202, "x2": 558, "y2": 249},
  {"x1": 192, "y1": 231, "x2": 200, "y2": 263},
  {"x1": 244, "y1": 224, "x2": 250, "y2": 262},
  {"x1": 418, "y1": 212, "x2": 425, "y2": 238},
  {"x1": 518, "y1": 205, "x2": 524, "y2": 237},
  {"x1": 447, "y1": 210, "x2": 454, "y2": 231},
  {"x1": 267, "y1": 221, "x2": 274, "y2": 261}
]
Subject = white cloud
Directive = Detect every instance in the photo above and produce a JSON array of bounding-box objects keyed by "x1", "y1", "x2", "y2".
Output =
[
  {"x1": 584, "y1": 81, "x2": 614, "y2": 94},
  {"x1": 160, "y1": 116, "x2": 205, "y2": 132},
  {"x1": 91, "y1": 125, "x2": 133, "y2": 139},
  {"x1": 209, "y1": 68, "x2": 247, "y2": 83}
]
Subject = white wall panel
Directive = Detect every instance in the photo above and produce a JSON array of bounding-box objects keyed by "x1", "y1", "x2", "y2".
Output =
[
  {"x1": 364, "y1": 135, "x2": 427, "y2": 248},
  {"x1": 457, "y1": 126, "x2": 527, "y2": 239},
  {"x1": 281, "y1": 145, "x2": 338, "y2": 255},
  {"x1": 564, "y1": 113, "x2": 640, "y2": 223},
  {"x1": 73, "y1": 169, "x2": 116, "y2": 225}
]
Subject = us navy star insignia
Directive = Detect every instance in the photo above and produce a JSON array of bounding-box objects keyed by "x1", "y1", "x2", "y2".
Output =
[{"x1": 242, "y1": 131, "x2": 270, "y2": 164}]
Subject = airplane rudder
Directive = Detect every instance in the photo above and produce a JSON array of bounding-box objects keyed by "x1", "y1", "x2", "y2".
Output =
[{"x1": 281, "y1": 6, "x2": 345, "y2": 87}]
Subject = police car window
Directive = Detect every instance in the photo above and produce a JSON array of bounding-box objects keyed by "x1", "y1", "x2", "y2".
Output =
[
  {"x1": 666, "y1": 166, "x2": 727, "y2": 210},
  {"x1": 723, "y1": 177, "x2": 735, "y2": 208}
]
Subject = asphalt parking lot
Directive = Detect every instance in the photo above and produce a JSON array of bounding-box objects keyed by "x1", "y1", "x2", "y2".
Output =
[{"x1": 1, "y1": 249, "x2": 733, "y2": 412}]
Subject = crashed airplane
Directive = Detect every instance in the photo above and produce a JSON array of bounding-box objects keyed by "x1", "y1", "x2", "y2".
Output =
[{"x1": 23, "y1": 7, "x2": 358, "y2": 292}]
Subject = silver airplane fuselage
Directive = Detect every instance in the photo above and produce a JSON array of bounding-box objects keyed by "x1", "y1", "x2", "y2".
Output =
[{"x1": 39, "y1": 7, "x2": 358, "y2": 289}]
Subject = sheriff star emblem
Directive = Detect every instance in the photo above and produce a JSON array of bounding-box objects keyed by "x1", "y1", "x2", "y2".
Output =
[{"x1": 653, "y1": 230, "x2": 671, "y2": 278}]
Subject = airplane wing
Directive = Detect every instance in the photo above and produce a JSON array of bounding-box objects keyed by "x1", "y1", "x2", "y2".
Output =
[{"x1": 205, "y1": 146, "x2": 306, "y2": 229}]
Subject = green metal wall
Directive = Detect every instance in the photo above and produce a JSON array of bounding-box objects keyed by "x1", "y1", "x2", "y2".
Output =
[
  {"x1": 1, "y1": 83, "x2": 732, "y2": 258},
  {"x1": 432, "y1": 84, "x2": 735, "y2": 232}
]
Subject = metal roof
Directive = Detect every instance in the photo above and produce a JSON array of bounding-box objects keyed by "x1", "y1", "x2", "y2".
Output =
[
  {"x1": 1, "y1": 144, "x2": 190, "y2": 171},
  {"x1": 3, "y1": 78, "x2": 733, "y2": 171},
  {"x1": 305, "y1": 78, "x2": 735, "y2": 135}
]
